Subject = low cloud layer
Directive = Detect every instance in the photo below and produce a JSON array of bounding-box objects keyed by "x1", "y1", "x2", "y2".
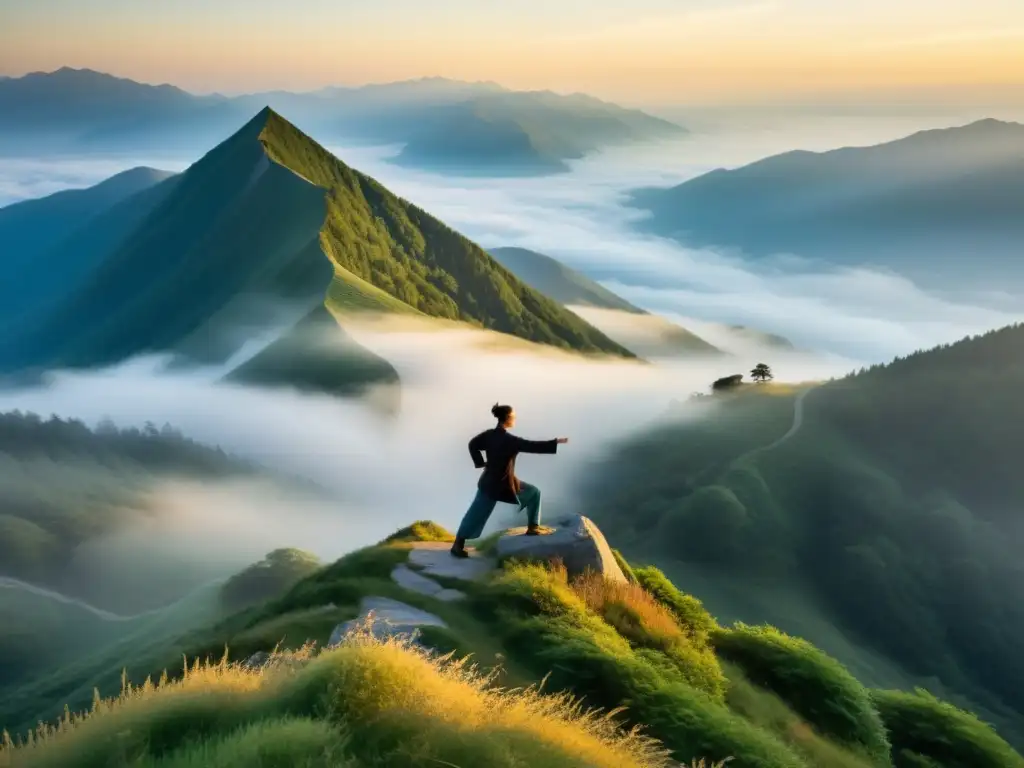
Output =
[
  {"x1": 323, "y1": 120, "x2": 1023, "y2": 363},
  {"x1": 4, "y1": 112, "x2": 1020, "y2": 362},
  {"x1": 0, "y1": 318, "x2": 846, "y2": 587},
  {"x1": 2, "y1": 110, "x2": 1021, "y2": 591},
  {"x1": 0, "y1": 154, "x2": 194, "y2": 208}
]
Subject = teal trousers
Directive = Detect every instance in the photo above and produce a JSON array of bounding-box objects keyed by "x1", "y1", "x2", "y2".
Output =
[{"x1": 456, "y1": 482, "x2": 542, "y2": 540}]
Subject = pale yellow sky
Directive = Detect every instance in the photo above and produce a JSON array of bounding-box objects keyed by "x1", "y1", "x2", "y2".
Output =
[{"x1": 2, "y1": 0, "x2": 1023, "y2": 104}]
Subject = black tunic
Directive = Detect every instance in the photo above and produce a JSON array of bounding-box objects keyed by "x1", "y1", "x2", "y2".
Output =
[{"x1": 468, "y1": 426, "x2": 558, "y2": 504}]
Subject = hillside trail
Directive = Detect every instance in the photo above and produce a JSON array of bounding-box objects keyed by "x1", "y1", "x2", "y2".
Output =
[
  {"x1": 0, "y1": 576, "x2": 218, "y2": 623},
  {"x1": 729, "y1": 384, "x2": 819, "y2": 469}
]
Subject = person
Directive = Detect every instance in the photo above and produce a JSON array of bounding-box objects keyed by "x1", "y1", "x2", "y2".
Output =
[{"x1": 450, "y1": 403, "x2": 569, "y2": 559}]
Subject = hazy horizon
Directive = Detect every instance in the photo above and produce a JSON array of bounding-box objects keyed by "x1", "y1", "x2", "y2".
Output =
[{"x1": 3, "y1": 0, "x2": 1024, "y2": 107}]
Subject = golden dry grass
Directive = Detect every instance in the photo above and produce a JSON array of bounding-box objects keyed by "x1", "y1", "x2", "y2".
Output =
[
  {"x1": 1, "y1": 627, "x2": 676, "y2": 768},
  {"x1": 570, "y1": 569, "x2": 687, "y2": 652}
]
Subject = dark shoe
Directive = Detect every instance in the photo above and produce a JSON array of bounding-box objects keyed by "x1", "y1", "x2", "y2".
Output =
[{"x1": 450, "y1": 547, "x2": 470, "y2": 559}]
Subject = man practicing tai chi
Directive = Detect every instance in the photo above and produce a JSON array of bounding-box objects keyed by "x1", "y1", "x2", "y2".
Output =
[{"x1": 450, "y1": 403, "x2": 568, "y2": 559}]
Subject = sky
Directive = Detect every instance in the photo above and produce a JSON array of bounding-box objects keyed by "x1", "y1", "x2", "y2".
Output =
[{"x1": 3, "y1": 0, "x2": 1024, "y2": 105}]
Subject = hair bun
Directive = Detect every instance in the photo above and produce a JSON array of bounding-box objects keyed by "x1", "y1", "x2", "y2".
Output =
[{"x1": 490, "y1": 403, "x2": 502, "y2": 418}]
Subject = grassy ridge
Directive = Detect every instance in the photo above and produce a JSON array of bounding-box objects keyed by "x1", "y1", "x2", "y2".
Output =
[
  {"x1": 580, "y1": 323, "x2": 1024, "y2": 750},
  {"x1": 259, "y1": 110, "x2": 635, "y2": 357},
  {"x1": 8, "y1": 522, "x2": 1016, "y2": 766}
]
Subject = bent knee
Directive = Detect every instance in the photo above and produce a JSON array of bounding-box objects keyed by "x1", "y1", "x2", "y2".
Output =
[{"x1": 521, "y1": 483, "x2": 541, "y2": 499}]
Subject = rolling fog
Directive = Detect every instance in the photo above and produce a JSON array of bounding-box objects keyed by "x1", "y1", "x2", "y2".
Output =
[
  {"x1": 3, "y1": 111, "x2": 1019, "y2": 361},
  {"x1": 2, "y1": 109, "x2": 1023, "y2": 605},
  {"x1": 0, "y1": 316, "x2": 843, "y2": 595}
]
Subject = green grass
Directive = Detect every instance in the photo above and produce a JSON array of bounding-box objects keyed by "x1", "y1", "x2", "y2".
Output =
[
  {"x1": 471, "y1": 560, "x2": 805, "y2": 767},
  {"x1": 380, "y1": 521, "x2": 455, "y2": 545},
  {"x1": 872, "y1": 689, "x2": 1024, "y2": 768},
  {"x1": 325, "y1": 266, "x2": 422, "y2": 316},
  {"x1": 0, "y1": 634, "x2": 673, "y2": 768},
  {"x1": 582, "y1": 345, "x2": 1024, "y2": 751},
  {"x1": 722, "y1": 663, "x2": 877, "y2": 768},
  {"x1": 712, "y1": 625, "x2": 890, "y2": 763},
  {"x1": 8, "y1": 106, "x2": 633, "y2": 387},
  {"x1": 5, "y1": 521, "x2": 1020, "y2": 768},
  {"x1": 259, "y1": 109, "x2": 636, "y2": 358}
]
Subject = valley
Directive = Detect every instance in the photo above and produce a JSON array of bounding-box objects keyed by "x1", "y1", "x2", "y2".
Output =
[{"x1": 1, "y1": 52, "x2": 1023, "y2": 768}]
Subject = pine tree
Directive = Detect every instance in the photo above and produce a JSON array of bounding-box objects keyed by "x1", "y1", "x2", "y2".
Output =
[{"x1": 751, "y1": 363, "x2": 774, "y2": 383}]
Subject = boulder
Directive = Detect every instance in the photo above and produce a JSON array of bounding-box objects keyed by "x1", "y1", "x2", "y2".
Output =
[
  {"x1": 327, "y1": 596, "x2": 448, "y2": 647},
  {"x1": 495, "y1": 514, "x2": 626, "y2": 582}
]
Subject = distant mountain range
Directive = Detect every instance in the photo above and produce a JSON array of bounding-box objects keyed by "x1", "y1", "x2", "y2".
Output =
[
  {"x1": 0, "y1": 108, "x2": 633, "y2": 396},
  {"x1": 488, "y1": 246, "x2": 722, "y2": 357},
  {"x1": 629, "y1": 119, "x2": 1024, "y2": 289},
  {"x1": 0, "y1": 68, "x2": 685, "y2": 175}
]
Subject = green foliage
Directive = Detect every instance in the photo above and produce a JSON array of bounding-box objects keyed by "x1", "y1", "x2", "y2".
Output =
[
  {"x1": 581, "y1": 326, "x2": 1024, "y2": 746},
  {"x1": 659, "y1": 486, "x2": 749, "y2": 564},
  {"x1": 722, "y1": 663, "x2": 877, "y2": 768},
  {"x1": 380, "y1": 521, "x2": 455, "y2": 545},
  {"x1": 570, "y1": 569, "x2": 725, "y2": 699},
  {"x1": 0, "y1": 636, "x2": 671, "y2": 768},
  {"x1": 0, "y1": 516, "x2": 58, "y2": 580},
  {"x1": 258, "y1": 110, "x2": 635, "y2": 357},
  {"x1": 713, "y1": 625, "x2": 890, "y2": 763},
  {"x1": 613, "y1": 548, "x2": 638, "y2": 583},
  {"x1": 0, "y1": 410, "x2": 255, "y2": 586},
  {"x1": 477, "y1": 562, "x2": 805, "y2": 767},
  {"x1": 633, "y1": 566, "x2": 718, "y2": 646},
  {"x1": 872, "y1": 689, "x2": 1024, "y2": 768},
  {"x1": 219, "y1": 549, "x2": 323, "y2": 614}
]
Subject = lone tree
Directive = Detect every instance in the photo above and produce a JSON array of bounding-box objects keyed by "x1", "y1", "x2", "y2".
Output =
[{"x1": 751, "y1": 363, "x2": 774, "y2": 383}]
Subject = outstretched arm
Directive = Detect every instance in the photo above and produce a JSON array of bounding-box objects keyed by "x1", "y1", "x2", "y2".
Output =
[
  {"x1": 468, "y1": 431, "x2": 488, "y2": 468},
  {"x1": 514, "y1": 436, "x2": 563, "y2": 455}
]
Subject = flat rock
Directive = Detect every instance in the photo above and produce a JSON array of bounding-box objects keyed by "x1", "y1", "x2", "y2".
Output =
[
  {"x1": 327, "y1": 595, "x2": 448, "y2": 647},
  {"x1": 406, "y1": 541, "x2": 496, "y2": 581},
  {"x1": 391, "y1": 563, "x2": 466, "y2": 602},
  {"x1": 495, "y1": 514, "x2": 626, "y2": 583}
]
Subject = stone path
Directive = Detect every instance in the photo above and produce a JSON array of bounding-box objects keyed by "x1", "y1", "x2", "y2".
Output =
[
  {"x1": 405, "y1": 541, "x2": 497, "y2": 580},
  {"x1": 391, "y1": 563, "x2": 466, "y2": 602},
  {"x1": 328, "y1": 595, "x2": 449, "y2": 647},
  {"x1": 322, "y1": 521, "x2": 618, "y2": 655}
]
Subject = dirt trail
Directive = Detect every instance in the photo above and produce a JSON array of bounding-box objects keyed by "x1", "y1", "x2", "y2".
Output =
[{"x1": 732, "y1": 385, "x2": 818, "y2": 466}]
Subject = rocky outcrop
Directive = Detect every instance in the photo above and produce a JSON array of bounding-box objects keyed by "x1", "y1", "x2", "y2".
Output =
[
  {"x1": 328, "y1": 596, "x2": 448, "y2": 647},
  {"x1": 495, "y1": 514, "x2": 626, "y2": 582}
]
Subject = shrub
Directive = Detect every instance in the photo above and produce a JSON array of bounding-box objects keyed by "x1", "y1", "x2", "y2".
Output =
[
  {"x1": 569, "y1": 570, "x2": 724, "y2": 699},
  {"x1": 871, "y1": 688, "x2": 1024, "y2": 768},
  {"x1": 633, "y1": 566, "x2": 718, "y2": 645},
  {"x1": 380, "y1": 520, "x2": 454, "y2": 545},
  {"x1": 219, "y1": 549, "x2": 322, "y2": 613},
  {"x1": 713, "y1": 624, "x2": 890, "y2": 764},
  {"x1": 722, "y1": 663, "x2": 877, "y2": 768},
  {"x1": 479, "y1": 562, "x2": 806, "y2": 768}
]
